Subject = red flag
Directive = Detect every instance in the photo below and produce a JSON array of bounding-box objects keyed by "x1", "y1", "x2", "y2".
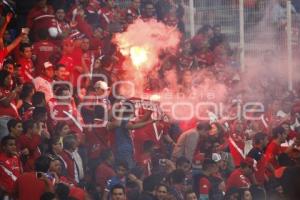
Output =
[{"x1": 228, "y1": 137, "x2": 245, "y2": 167}]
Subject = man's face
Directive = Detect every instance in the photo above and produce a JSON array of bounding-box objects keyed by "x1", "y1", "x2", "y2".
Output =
[
  {"x1": 156, "y1": 185, "x2": 168, "y2": 199},
  {"x1": 11, "y1": 122, "x2": 23, "y2": 137},
  {"x1": 279, "y1": 132, "x2": 288, "y2": 143},
  {"x1": 63, "y1": 43, "x2": 74, "y2": 54},
  {"x1": 116, "y1": 166, "x2": 127, "y2": 178},
  {"x1": 55, "y1": 67, "x2": 68, "y2": 81},
  {"x1": 49, "y1": 160, "x2": 62, "y2": 174},
  {"x1": 81, "y1": 38, "x2": 90, "y2": 51},
  {"x1": 22, "y1": 47, "x2": 32, "y2": 59},
  {"x1": 164, "y1": 14, "x2": 178, "y2": 27},
  {"x1": 56, "y1": 9, "x2": 65, "y2": 21},
  {"x1": 177, "y1": 163, "x2": 191, "y2": 175},
  {"x1": 144, "y1": 4, "x2": 155, "y2": 17},
  {"x1": 111, "y1": 188, "x2": 126, "y2": 200},
  {"x1": 282, "y1": 124, "x2": 290, "y2": 134},
  {"x1": 3, "y1": 139, "x2": 17, "y2": 156},
  {"x1": 132, "y1": 0, "x2": 141, "y2": 9},
  {"x1": 243, "y1": 166, "x2": 253, "y2": 176},
  {"x1": 4, "y1": 64, "x2": 14, "y2": 74},
  {"x1": 45, "y1": 67, "x2": 54, "y2": 79},
  {"x1": 95, "y1": 87, "x2": 109, "y2": 97}
]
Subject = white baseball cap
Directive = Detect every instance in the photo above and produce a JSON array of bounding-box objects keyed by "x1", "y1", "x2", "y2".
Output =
[
  {"x1": 44, "y1": 61, "x2": 54, "y2": 69},
  {"x1": 212, "y1": 153, "x2": 222, "y2": 162},
  {"x1": 94, "y1": 81, "x2": 110, "y2": 90}
]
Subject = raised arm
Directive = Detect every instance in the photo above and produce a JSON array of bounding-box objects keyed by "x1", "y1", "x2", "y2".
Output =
[
  {"x1": 0, "y1": 13, "x2": 13, "y2": 39},
  {"x1": 6, "y1": 33, "x2": 26, "y2": 54}
]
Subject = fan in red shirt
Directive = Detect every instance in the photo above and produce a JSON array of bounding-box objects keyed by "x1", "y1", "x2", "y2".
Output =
[
  {"x1": 134, "y1": 120, "x2": 171, "y2": 159},
  {"x1": 95, "y1": 149, "x2": 116, "y2": 192},
  {"x1": 265, "y1": 126, "x2": 288, "y2": 175},
  {"x1": 98, "y1": 0, "x2": 121, "y2": 30},
  {"x1": 32, "y1": 30, "x2": 57, "y2": 76},
  {"x1": 27, "y1": 0, "x2": 57, "y2": 41},
  {"x1": 226, "y1": 157, "x2": 257, "y2": 191},
  {"x1": 17, "y1": 43, "x2": 35, "y2": 83},
  {"x1": 17, "y1": 120, "x2": 42, "y2": 172},
  {"x1": 14, "y1": 156, "x2": 54, "y2": 200},
  {"x1": 0, "y1": 70, "x2": 22, "y2": 139},
  {"x1": 85, "y1": 120, "x2": 111, "y2": 161},
  {"x1": 59, "y1": 38, "x2": 85, "y2": 87},
  {"x1": 247, "y1": 132, "x2": 269, "y2": 185},
  {"x1": 0, "y1": 136, "x2": 22, "y2": 196},
  {"x1": 48, "y1": 85, "x2": 84, "y2": 144}
]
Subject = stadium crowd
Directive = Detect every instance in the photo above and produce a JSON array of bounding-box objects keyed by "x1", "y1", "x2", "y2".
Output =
[{"x1": 0, "y1": 0, "x2": 300, "y2": 200}]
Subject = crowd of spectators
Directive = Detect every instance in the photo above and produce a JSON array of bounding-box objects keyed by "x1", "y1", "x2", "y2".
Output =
[{"x1": 0, "y1": 0, "x2": 300, "y2": 200}]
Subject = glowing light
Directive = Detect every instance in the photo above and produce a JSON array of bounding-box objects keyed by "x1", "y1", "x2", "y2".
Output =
[
  {"x1": 130, "y1": 46, "x2": 148, "y2": 69},
  {"x1": 150, "y1": 94, "x2": 161, "y2": 101}
]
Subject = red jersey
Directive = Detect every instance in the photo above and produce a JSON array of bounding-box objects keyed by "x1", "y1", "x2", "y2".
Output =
[
  {"x1": 69, "y1": 186, "x2": 86, "y2": 200},
  {"x1": 86, "y1": 126, "x2": 110, "y2": 159},
  {"x1": 17, "y1": 134, "x2": 41, "y2": 172},
  {"x1": 134, "y1": 121, "x2": 168, "y2": 159},
  {"x1": 48, "y1": 98, "x2": 84, "y2": 143},
  {"x1": 95, "y1": 162, "x2": 116, "y2": 191},
  {"x1": 14, "y1": 172, "x2": 51, "y2": 200},
  {"x1": 18, "y1": 57, "x2": 35, "y2": 82},
  {"x1": 0, "y1": 153, "x2": 22, "y2": 194},
  {"x1": 32, "y1": 40, "x2": 57, "y2": 76},
  {"x1": 0, "y1": 88, "x2": 19, "y2": 118},
  {"x1": 247, "y1": 146, "x2": 267, "y2": 185},
  {"x1": 265, "y1": 140, "x2": 282, "y2": 170},
  {"x1": 226, "y1": 169, "x2": 251, "y2": 191}
]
